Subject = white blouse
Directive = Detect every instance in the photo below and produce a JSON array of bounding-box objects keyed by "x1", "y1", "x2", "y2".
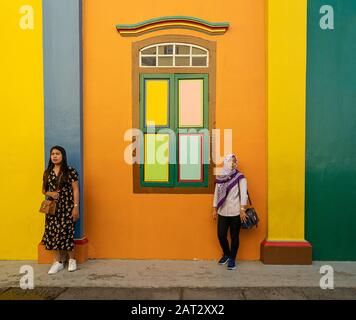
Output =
[{"x1": 213, "y1": 178, "x2": 248, "y2": 217}]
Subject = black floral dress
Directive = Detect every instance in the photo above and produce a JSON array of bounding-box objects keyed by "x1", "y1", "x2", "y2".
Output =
[{"x1": 41, "y1": 166, "x2": 79, "y2": 251}]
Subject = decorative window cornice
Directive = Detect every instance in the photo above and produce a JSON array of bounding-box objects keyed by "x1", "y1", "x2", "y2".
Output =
[{"x1": 116, "y1": 16, "x2": 229, "y2": 36}]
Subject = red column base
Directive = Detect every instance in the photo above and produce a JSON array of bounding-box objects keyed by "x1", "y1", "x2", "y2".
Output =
[
  {"x1": 38, "y1": 238, "x2": 89, "y2": 264},
  {"x1": 260, "y1": 240, "x2": 312, "y2": 265}
]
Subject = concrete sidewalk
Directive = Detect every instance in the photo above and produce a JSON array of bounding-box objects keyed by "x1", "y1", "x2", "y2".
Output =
[{"x1": 0, "y1": 260, "x2": 355, "y2": 300}]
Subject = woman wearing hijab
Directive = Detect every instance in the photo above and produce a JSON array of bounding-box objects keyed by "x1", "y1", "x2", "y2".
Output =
[{"x1": 213, "y1": 154, "x2": 248, "y2": 270}]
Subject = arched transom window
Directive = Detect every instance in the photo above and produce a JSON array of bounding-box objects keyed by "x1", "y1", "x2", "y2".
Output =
[{"x1": 140, "y1": 43, "x2": 209, "y2": 67}]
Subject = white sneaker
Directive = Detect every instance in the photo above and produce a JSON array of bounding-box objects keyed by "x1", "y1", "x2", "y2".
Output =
[
  {"x1": 68, "y1": 259, "x2": 77, "y2": 272},
  {"x1": 48, "y1": 261, "x2": 64, "y2": 275}
]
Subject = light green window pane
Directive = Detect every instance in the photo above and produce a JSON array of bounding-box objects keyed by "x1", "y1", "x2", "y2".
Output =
[
  {"x1": 179, "y1": 134, "x2": 202, "y2": 181},
  {"x1": 144, "y1": 134, "x2": 170, "y2": 182}
]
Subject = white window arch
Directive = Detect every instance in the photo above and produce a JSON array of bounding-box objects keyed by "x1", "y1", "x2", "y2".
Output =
[{"x1": 140, "y1": 43, "x2": 209, "y2": 67}]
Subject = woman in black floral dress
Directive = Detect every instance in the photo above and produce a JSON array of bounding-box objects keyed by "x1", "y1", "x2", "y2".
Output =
[{"x1": 41, "y1": 145, "x2": 80, "y2": 274}]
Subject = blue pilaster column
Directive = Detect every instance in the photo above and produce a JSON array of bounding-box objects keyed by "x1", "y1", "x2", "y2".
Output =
[{"x1": 42, "y1": 0, "x2": 84, "y2": 240}]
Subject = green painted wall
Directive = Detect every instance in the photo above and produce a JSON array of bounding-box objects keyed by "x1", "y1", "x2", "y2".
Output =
[{"x1": 306, "y1": 0, "x2": 356, "y2": 260}]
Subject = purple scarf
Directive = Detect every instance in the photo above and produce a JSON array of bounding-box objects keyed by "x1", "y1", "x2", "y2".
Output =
[{"x1": 215, "y1": 169, "x2": 245, "y2": 209}]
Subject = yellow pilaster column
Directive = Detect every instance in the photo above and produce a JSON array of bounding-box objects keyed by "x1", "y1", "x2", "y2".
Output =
[
  {"x1": 0, "y1": 1, "x2": 44, "y2": 259},
  {"x1": 261, "y1": 0, "x2": 312, "y2": 264}
]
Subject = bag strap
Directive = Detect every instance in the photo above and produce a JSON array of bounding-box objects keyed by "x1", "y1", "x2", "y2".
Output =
[
  {"x1": 47, "y1": 172, "x2": 63, "y2": 197},
  {"x1": 51, "y1": 173, "x2": 63, "y2": 201},
  {"x1": 247, "y1": 190, "x2": 252, "y2": 206},
  {"x1": 237, "y1": 180, "x2": 252, "y2": 206},
  {"x1": 55, "y1": 172, "x2": 63, "y2": 192},
  {"x1": 44, "y1": 171, "x2": 63, "y2": 201}
]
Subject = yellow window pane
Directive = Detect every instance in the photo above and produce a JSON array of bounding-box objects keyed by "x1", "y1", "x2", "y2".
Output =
[{"x1": 145, "y1": 80, "x2": 169, "y2": 127}]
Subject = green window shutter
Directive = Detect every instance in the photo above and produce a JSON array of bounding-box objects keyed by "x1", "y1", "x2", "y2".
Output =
[
  {"x1": 175, "y1": 74, "x2": 209, "y2": 187},
  {"x1": 139, "y1": 73, "x2": 209, "y2": 188}
]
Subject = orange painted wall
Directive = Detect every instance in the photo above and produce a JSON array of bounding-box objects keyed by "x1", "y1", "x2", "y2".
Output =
[{"x1": 83, "y1": 0, "x2": 267, "y2": 260}]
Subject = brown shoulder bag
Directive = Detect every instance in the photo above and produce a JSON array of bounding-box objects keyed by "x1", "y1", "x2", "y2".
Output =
[{"x1": 39, "y1": 172, "x2": 63, "y2": 215}]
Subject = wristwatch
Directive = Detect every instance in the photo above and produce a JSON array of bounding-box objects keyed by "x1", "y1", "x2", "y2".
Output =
[{"x1": 74, "y1": 204, "x2": 79, "y2": 207}]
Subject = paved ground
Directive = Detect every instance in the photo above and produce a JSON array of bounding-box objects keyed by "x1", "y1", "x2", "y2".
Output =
[{"x1": 0, "y1": 260, "x2": 355, "y2": 300}]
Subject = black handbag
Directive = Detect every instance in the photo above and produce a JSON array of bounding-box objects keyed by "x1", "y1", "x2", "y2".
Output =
[{"x1": 241, "y1": 192, "x2": 259, "y2": 229}]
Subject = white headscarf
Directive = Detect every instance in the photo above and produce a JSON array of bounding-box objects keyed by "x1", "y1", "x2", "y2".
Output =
[
  {"x1": 220, "y1": 153, "x2": 238, "y2": 176},
  {"x1": 215, "y1": 153, "x2": 244, "y2": 208}
]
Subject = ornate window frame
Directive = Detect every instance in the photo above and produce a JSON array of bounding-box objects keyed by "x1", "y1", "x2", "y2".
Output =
[{"x1": 132, "y1": 35, "x2": 216, "y2": 194}]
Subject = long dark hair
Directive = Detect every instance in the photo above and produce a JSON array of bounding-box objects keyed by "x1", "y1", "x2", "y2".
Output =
[{"x1": 42, "y1": 146, "x2": 70, "y2": 191}]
